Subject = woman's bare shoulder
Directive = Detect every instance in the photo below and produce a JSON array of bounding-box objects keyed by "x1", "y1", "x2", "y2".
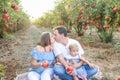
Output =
[{"x1": 35, "y1": 45, "x2": 44, "y2": 52}]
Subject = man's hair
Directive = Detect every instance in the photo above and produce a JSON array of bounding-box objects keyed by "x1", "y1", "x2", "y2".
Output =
[
  {"x1": 37, "y1": 32, "x2": 51, "y2": 47},
  {"x1": 53, "y1": 26, "x2": 67, "y2": 37}
]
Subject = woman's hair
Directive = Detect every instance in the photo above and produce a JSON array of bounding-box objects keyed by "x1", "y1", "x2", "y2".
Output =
[
  {"x1": 69, "y1": 43, "x2": 79, "y2": 51},
  {"x1": 37, "y1": 32, "x2": 51, "y2": 47},
  {"x1": 53, "y1": 26, "x2": 67, "y2": 37}
]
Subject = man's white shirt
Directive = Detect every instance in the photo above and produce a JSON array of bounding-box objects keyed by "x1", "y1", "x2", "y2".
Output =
[{"x1": 53, "y1": 38, "x2": 84, "y2": 59}]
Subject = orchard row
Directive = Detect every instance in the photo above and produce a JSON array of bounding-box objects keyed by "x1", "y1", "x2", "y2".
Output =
[{"x1": 34, "y1": 0, "x2": 120, "y2": 43}]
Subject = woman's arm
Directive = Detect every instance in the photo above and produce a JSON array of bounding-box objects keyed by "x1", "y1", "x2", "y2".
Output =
[{"x1": 30, "y1": 58, "x2": 41, "y2": 68}]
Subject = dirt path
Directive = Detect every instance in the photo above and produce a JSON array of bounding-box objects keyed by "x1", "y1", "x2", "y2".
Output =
[
  {"x1": 0, "y1": 25, "x2": 50, "y2": 79},
  {"x1": 10, "y1": 25, "x2": 41, "y2": 73},
  {"x1": 0, "y1": 25, "x2": 120, "y2": 80}
]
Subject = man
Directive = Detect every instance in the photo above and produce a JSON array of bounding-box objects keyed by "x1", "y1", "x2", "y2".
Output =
[{"x1": 53, "y1": 26, "x2": 98, "y2": 80}]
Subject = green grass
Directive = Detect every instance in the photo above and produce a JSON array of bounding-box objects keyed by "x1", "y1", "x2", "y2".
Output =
[
  {"x1": 114, "y1": 42, "x2": 120, "y2": 50},
  {"x1": 0, "y1": 64, "x2": 5, "y2": 80},
  {"x1": 3, "y1": 33, "x2": 16, "y2": 40},
  {"x1": 81, "y1": 36, "x2": 95, "y2": 43}
]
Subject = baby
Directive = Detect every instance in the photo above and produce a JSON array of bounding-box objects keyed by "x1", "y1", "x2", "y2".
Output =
[{"x1": 66, "y1": 43, "x2": 95, "y2": 80}]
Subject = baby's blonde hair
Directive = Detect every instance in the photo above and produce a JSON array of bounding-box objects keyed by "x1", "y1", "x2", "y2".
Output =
[{"x1": 69, "y1": 43, "x2": 79, "y2": 51}]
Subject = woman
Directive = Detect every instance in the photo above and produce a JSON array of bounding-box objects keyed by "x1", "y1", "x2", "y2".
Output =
[{"x1": 28, "y1": 32, "x2": 55, "y2": 80}]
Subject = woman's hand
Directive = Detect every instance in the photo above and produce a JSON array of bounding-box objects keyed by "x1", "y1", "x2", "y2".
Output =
[
  {"x1": 31, "y1": 58, "x2": 41, "y2": 68},
  {"x1": 41, "y1": 60, "x2": 49, "y2": 68}
]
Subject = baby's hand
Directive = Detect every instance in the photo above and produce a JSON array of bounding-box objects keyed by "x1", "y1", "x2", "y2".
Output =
[
  {"x1": 70, "y1": 60, "x2": 76, "y2": 65},
  {"x1": 70, "y1": 60, "x2": 78, "y2": 68},
  {"x1": 88, "y1": 63, "x2": 95, "y2": 68}
]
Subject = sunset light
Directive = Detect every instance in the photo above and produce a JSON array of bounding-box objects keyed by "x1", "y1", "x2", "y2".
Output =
[{"x1": 20, "y1": 0, "x2": 56, "y2": 20}]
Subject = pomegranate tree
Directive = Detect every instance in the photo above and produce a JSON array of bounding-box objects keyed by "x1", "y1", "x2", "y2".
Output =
[
  {"x1": 0, "y1": 0, "x2": 30, "y2": 38},
  {"x1": 78, "y1": 0, "x2": 120, "y2": 43}
]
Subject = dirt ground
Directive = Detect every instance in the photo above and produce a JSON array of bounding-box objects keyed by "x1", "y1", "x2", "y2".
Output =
[{"x1": 0, "y1": 25, "x2": 120, "y2": 80}]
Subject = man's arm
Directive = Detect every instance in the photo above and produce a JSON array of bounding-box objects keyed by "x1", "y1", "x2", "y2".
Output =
[
  {"x1": 53, "y1": 42, "x2": 68, "y2": 68},
  {"x1": 57, "y1": 54, "x2": 68, "y2": 68}
]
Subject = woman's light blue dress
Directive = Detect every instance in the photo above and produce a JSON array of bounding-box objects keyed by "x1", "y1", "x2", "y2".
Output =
[{"x1": 29, "y1": 49, "x2": 55, "y2": 74}]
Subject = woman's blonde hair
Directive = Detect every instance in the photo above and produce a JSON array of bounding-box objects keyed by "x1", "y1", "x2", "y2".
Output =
[{"x1": 37, "y1": 32, "x2": 51, "y2": 47}]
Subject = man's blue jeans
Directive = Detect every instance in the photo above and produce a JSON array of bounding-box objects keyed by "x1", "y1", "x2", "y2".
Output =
[{"x1": 53, "y1": 64, "x2": 98, "y2": 80}]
